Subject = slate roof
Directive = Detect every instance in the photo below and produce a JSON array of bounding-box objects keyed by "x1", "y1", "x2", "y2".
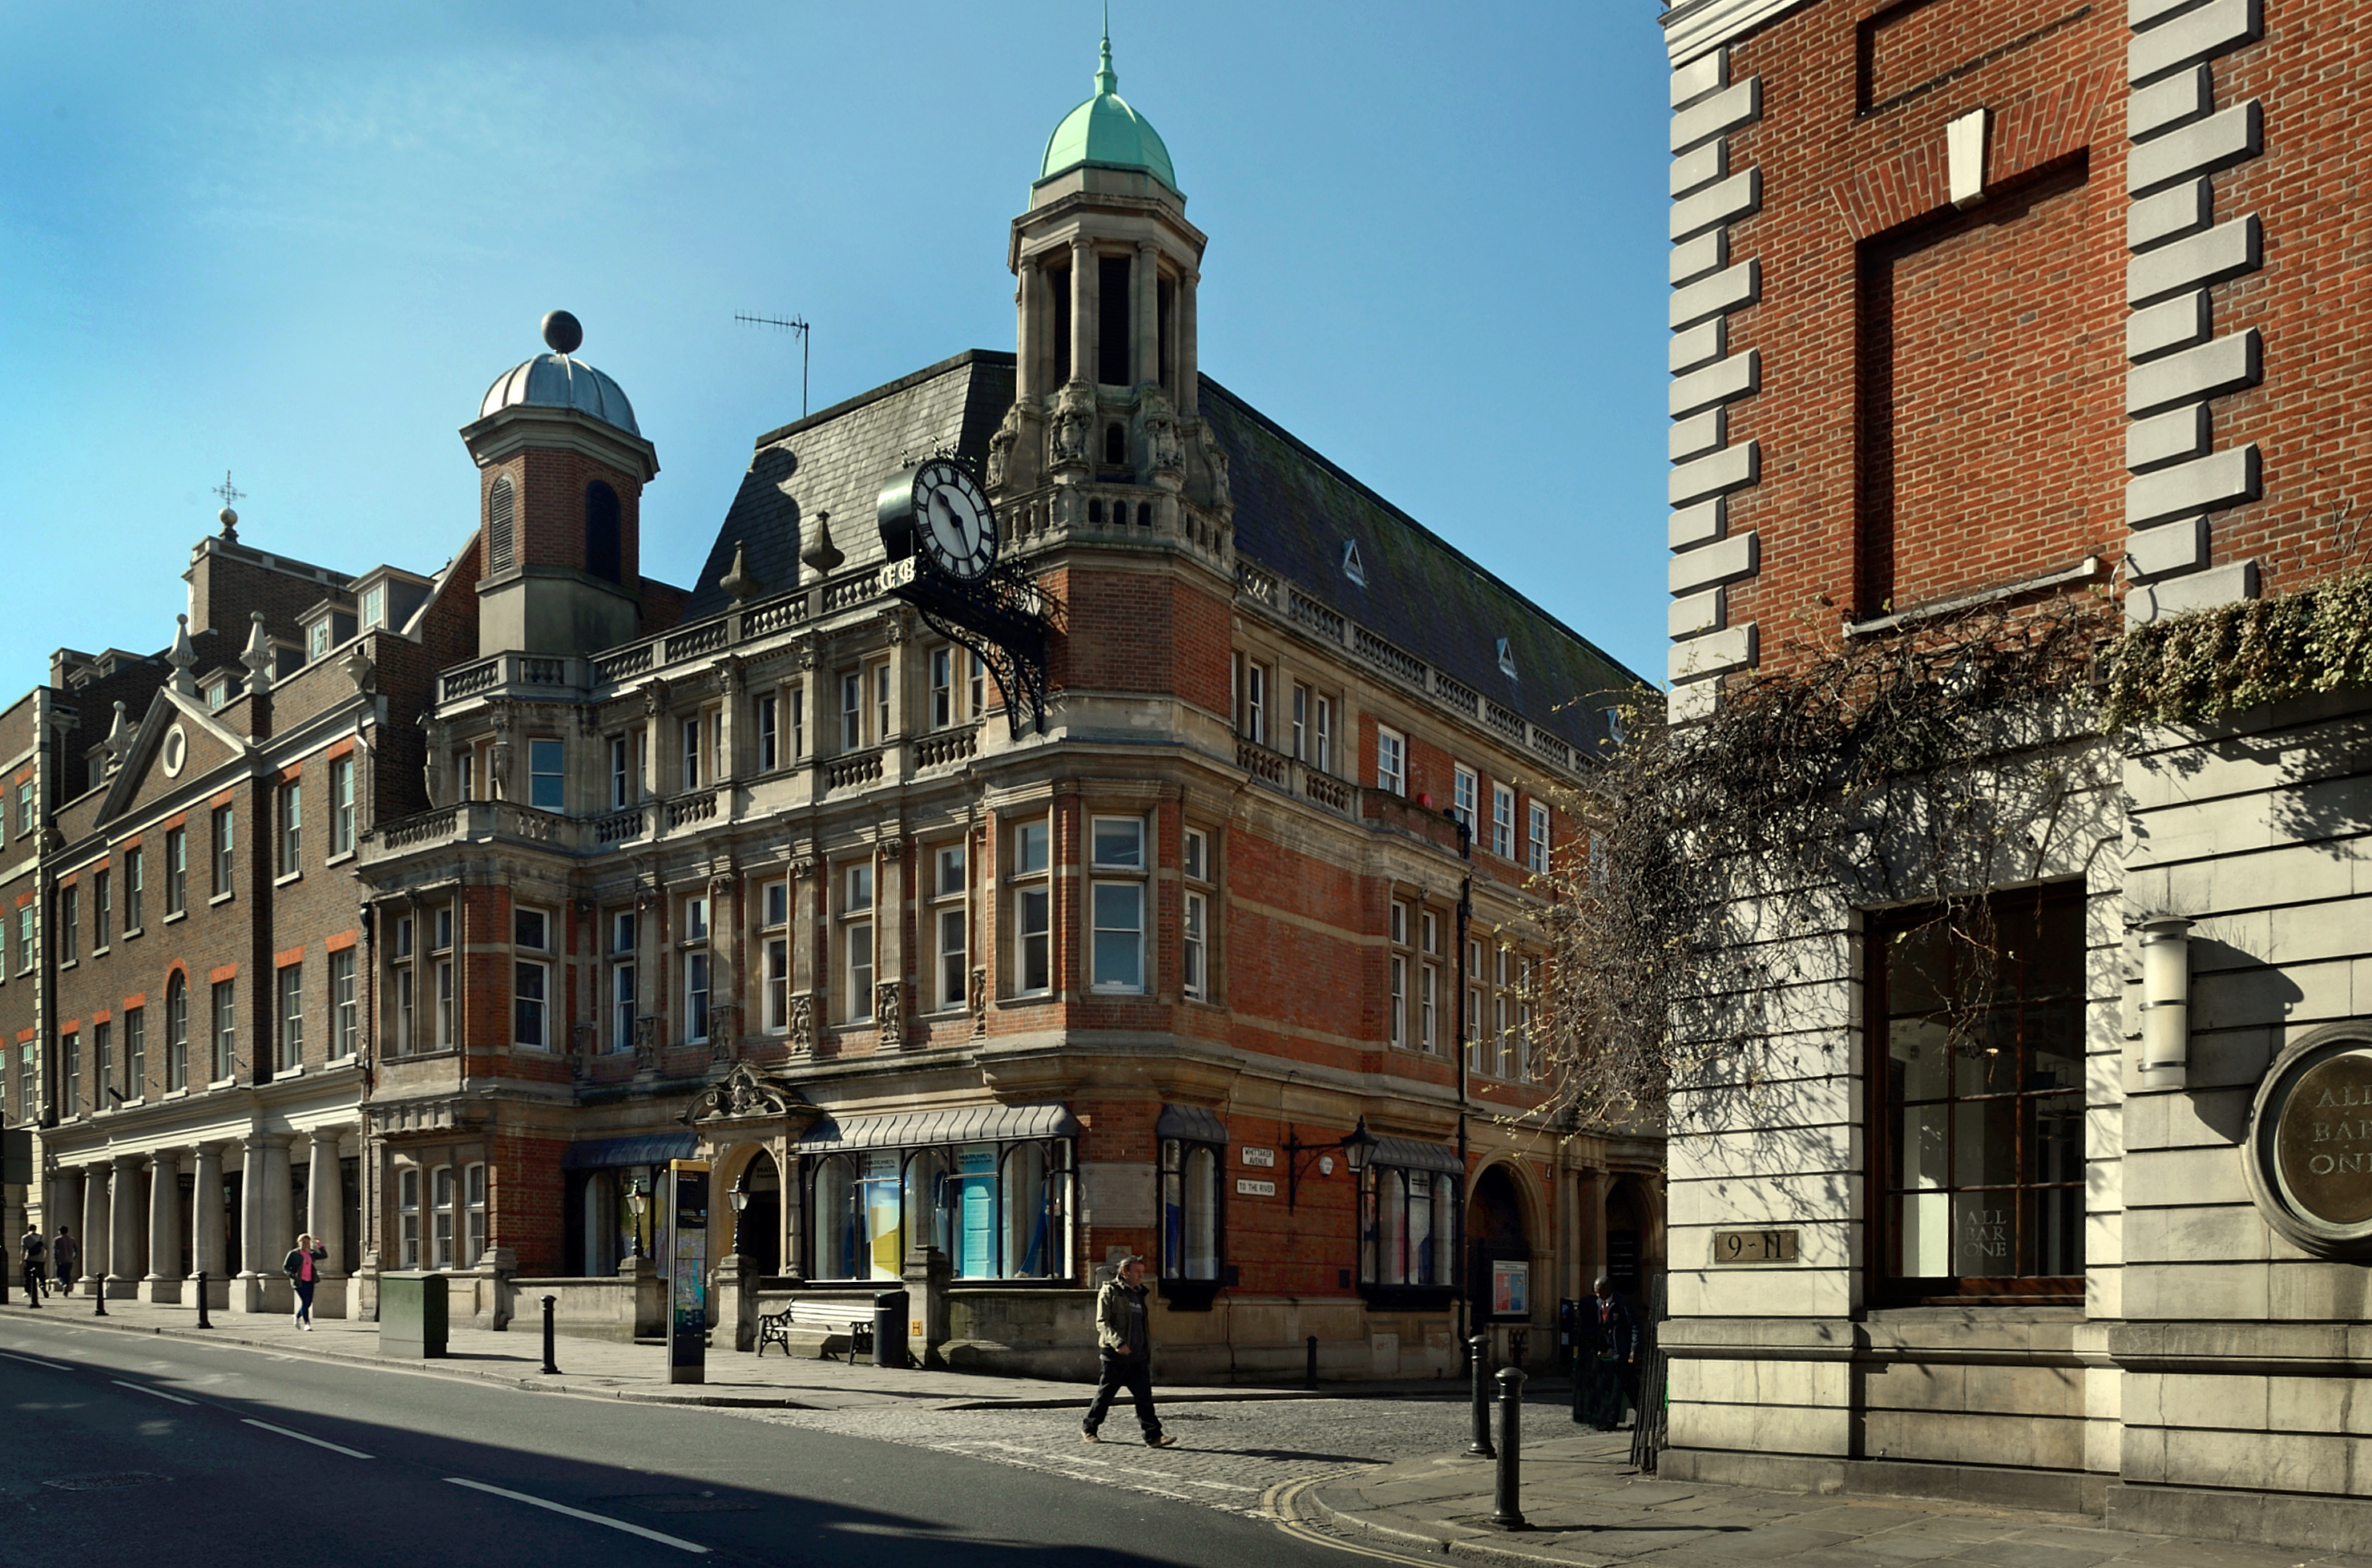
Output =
[
  {"x1": 1200, "y1": 377, "x2": 1646, "y2": 758},
  {"x1": 682, "y1": 352, "x2": 1016, "y2": 621},
  {"x1": 683, "y1": 349, "x2": 1648, "y2": 759}
]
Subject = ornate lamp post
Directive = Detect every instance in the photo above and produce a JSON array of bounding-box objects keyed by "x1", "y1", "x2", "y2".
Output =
[{"x1": 623, "y1": 1179, "x2": 648, "y2": 1262}]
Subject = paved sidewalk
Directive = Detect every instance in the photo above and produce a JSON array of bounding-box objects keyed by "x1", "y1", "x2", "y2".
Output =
[
  {"x1": 1301, "y1": 1430, "x2": 2372, "y2": 1568},
  {"x1": 0, "y1": 1292, "x2": 1452, "y2": 1413}
]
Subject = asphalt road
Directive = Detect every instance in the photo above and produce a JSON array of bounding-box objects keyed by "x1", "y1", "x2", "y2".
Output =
[{"x1": 0, "y1": 1315, "x2": 1360, "y2": 1567}]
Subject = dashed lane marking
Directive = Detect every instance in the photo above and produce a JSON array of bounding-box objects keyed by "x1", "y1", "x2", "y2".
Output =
[
  {"x1": 111, "y1": 1381, "x2": 196, "y2": 1405},
  {"x1": 445, "y1": 1477, "x2": 709, "y2": 1555},
  {"x1": 2, "y1": 1352, "x2": 72, "y2": 1372},
  {"x1": 242, "y1": 1418, "x2": 373, "y2": 1459}
]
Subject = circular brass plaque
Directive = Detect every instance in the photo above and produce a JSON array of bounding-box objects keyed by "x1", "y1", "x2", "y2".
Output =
[{"x1": 2275, "y1": 1050, "x2": 2372, "y2": 1225}]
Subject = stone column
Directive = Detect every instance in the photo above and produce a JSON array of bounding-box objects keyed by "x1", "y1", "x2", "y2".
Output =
[
  {"x1": 307, "y1": 1128, "x2": 345, "y2": 1319},
  {"x1": 709, "y1": 876, "x2": 740, "y2": 1062},
  {"x1": 192, "y1": 1143, "x2": 227, "y2": 1308},
  {"x1": 790, "y1": 855, "x2": 818, "y2": 1054},
  {"x1": 238, "y1": 1133, "x2": 270, "y2": 1310},
  {"x1": 717, "y1": 663, "x2": 741, "y2": 786},
  {"x1": 107, "y1": 1152, "x2": 143, "y2": 1298},
  {"x1": 79, "y1": 1165, "x2": 109, "y2": 1294},
  {"x1": 260, "y1": 1136, "x2": 294, "y2": 1311},
  {"x1": 141, "y1": 1149, "x2": 183, "y2": 1304},
  {"x1": 1015, "y1": 258, "x2": 1039, "y2": 402},
  {"x1": 877, "y1": 838, "x2": 909, "y2": 1050},
  {"x1": 1134, "y1": 241, "x2": 1160, "y2": 389},
  {"x1": 51, "y1": 1168, "x2": 83, "y2": 1288},
  {"x1": 1176, "y1": 269, "x2": 1200, "y2": 416},
  {"x1": 1070, "y1": 236, "x2": 1097, "y2": 386}
]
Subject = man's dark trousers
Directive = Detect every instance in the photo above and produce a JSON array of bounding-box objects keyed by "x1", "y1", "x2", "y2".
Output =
[{"x1": 1084, "y1": 1354, "x2": 1161, "y2": 1440}]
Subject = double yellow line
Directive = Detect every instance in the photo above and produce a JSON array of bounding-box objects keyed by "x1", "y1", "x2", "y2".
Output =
[{"x1": 1262, "y1": 1471, "x2": 1445, "y2": 1565}]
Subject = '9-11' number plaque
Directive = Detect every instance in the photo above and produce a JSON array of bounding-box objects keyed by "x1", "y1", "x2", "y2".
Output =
[{"x1": 1711, "y1": 1229, "x2": 1799, "y2": 1265}]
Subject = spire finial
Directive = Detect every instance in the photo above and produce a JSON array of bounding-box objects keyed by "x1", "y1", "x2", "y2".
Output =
[{"x1": 1095, "y1": 5, "x2": 1117, "y2": 95}]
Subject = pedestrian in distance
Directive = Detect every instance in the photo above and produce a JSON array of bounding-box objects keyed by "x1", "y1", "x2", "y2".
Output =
[
  {"x1": 284, "y1": 1232, "x2": 326, "y2": 1330},
  {"x1": 1574, "y1": 1272, "x2": 1638, "y2": 1431},
  {"x1": 50, "y1": 1226, "x2": 79, "y2": 1299},
  {"x1": 1082, "y1": 1254, "x2": 1174, "y2": 1448},
  {"x1": 18, "y1": 1223, "x2": 46, "y2": 1306}
]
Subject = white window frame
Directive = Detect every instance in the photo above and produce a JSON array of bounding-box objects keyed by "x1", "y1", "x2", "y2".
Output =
[
  {"x1": 211, "y1": 977, "x2": 236, "y2": 1084},
  {"x1": 683, "y1": 893, "x2": 711, "y2": 1043},
  {"x1": 399, "y1": 1168, "x2": 421, "y2": 1270},
  {"x1": 842, "y1": 863, "x2": 875, "y2": 1023},
  {"x1": 932, "y1": 844, "x2": 968, "y2": 1012},
  {"x1": 278, "y1": 963, "x2": 303, "y2": 1070},
  {"x1": 278, "y1": 781, "x2": 302, "y2": 877},
  {"x1": 1088, "y1": 815, "x2": 1148, "y2": 994},
  {"x1": 431, "y1": 1165, "x2": 456, "y2": 1270},
  {"x1": 1011, "y1": 818, "x2": 1052, "y2": 998},
  {"x1": 1492, "y1": 783, "x2": 1516, "y2": 861},
  {"x1": 331, "y1": 949, "x2": 357, "y2": 1059},
  {"x1": 332, "y1": 754, "x2": 358, "y2": 853},
  {"x1": 1528, "y1": 802, "x2": 1551, "y2": 875},
  {"x1": 513, "y1": 906, "x2": 551, "y2": 1050},
  {"x1": 1376, "y1": 726, "x2": 1405, "y2": 796},
  {"x1": 930, "y1": 647, "x2": 955, "y2": 732},
  {"x1": 1452, "y1": 765, "x2": 1478, "y2": 834},
  {"x1": 610, "y1": 908, "x2": 637, "y2": 1054},
  {"x1": 756, "y1": 691, "x2": 779, "y2": 772},
  {"x1": 608, "y1": 735, "x2": 632, "y2": 808},
  {"x1": 464, "y1": 1163, "x2": 488, "y2": 1269},
  {"x1": 840, "y1": 671, "x2": 863, "y2": 751}
]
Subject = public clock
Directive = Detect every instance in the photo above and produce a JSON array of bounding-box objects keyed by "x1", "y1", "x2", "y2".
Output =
[{"x1": 877, "y1": 459, "x2": 998, "y2": 582}]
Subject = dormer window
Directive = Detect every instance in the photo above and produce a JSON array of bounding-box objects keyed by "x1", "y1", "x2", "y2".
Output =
[
  {"x1": 1497, "y1": 639, "x2": 1518, "y2": 679},
  {"x1": 204, "y1": 675, "x2": 240, "y2": 711},
  {"x1": 1341, "y1": 540, "x2": 1367, "y2": 587},
  {"x1": 361, "y1": 585, "x2": 385, "y2": 629},
  {"x1": 307, "y1": 621, "x2": 330, "y2": 660}
]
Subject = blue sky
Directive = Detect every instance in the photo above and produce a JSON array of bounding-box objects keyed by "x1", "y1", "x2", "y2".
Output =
[{"x1": 0, "y1": 2, "x2": 1672, "y2": 693}]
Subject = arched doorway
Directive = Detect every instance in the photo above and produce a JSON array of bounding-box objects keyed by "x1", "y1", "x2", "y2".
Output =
[
  {"x1": 735, "y1": 1151, "x2": 782, "y2": 1278},
  {"x1": 1468, "y1": 1164, "x2": 1532, "y2": 1320}
]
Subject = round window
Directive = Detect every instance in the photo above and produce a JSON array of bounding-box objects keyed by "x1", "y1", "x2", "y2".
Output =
[{"x1": 161, "y1": 724, "x2": 188, "y2": 778}]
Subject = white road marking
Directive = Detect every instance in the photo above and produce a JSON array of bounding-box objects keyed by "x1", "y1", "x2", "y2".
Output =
[
  {"x1": 444, "y1": 1477, "x2": 710, "y2": 1555},
  {"x1": 111, "y1": 1381, "x2": 196, "y2": 1405},
  {"x1": 1175, "y1": 1477, "x2": 1261, "y2": 1493},
  {"x1": 242, "y1": 1418, "x2": 373, "y2": 1459},
  {"x1": 2, "y1": 1352, "x2": 72, "y2": 1372}
]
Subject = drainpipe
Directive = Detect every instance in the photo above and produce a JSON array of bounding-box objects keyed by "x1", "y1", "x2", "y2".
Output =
[{"x1": 1452, "y1": 816, "x2": 1473, "y2": 1360}]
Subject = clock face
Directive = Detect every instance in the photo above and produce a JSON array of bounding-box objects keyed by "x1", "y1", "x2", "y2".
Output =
[{"x1": 914, "y1": 460, "x2": 997, "y2": 582}]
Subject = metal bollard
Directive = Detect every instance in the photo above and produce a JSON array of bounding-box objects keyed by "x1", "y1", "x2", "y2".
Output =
[
  {"x1": 1305, "y1": 1335, "x2": 1318, "y2": 1389},
  {"x1": 540, "y1": 1294, "x2": 559, "y2": 1375},
  {"x1": 196, "y1": 1272, "x2": 213, "y2": 1329},
  {"x1": 93, "y1": 1273, "x2": 107, "y2": 1317},
  {"x1": 1492, "y1": 1366, "x2": 1527, "y2": 1530},
  {"x1": 1466, "y1": 1332, "x2": 1495, "y2": 1457}
]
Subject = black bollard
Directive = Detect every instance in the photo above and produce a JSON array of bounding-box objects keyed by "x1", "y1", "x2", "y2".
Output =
[
  {"x1": 540, "y1": 1294, "x2": 559, "y2": 1375},
  {"x1": 93, "y1": 1273, "x2": 107, "y2": 1317},
  {"x1": 196, "y1": 1271, "x2": 213, "y2": 1330},
  {"x1": 1305, "y1": 1335, "x2": 1318, "y2": 1389},
  {"x1": 1492, "y1": 1366, "x2": 1527, "y2": 1530},
  {"x1": 1466, "y1": 1332, "x2": 1495, "y2": 1457}
]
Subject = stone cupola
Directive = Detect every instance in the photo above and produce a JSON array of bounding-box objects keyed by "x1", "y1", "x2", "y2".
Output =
[
  {"x1": 460, "y1": 310, "x2": 660, "y2": 658},
  {"x1": 990, "y1": 29, "x2": 1229, "y2": 537}
]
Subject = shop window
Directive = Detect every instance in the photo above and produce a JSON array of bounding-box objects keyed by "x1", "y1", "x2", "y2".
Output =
[
  {"x1": 398, "y1": 1168, "x2": 421, "y2": 1270},
  {"x1": 808, "y1": 1138, "x2": 1071, "y2": 1282},
  {"x1": 1160, "y1": 1138, "x2": 1222, "y2": 1296},
  {"x1": 1875, "y1": 885, "x2": 2085, "y2": 1302},
  {"x1": 1360, "y1": 1160, "x2": 1459, "y2": 1300}
]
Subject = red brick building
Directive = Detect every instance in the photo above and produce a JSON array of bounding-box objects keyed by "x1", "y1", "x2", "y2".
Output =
[
  {"x1": 343, "y1": 38, "x2": 1656, "y2": 1377},
  {"x1": 1658, "y1": 0, "x2": 2372, "y2": 1545}
]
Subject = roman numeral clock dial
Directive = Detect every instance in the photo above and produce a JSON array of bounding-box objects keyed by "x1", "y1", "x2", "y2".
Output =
[{"x1": 913, "y1": 459, "x2": 998, "y2": 582}]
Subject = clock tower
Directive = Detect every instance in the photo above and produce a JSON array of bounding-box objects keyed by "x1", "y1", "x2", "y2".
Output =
[{"x1": 990, "y1": 30, "x2": 1232, "y2": 538}]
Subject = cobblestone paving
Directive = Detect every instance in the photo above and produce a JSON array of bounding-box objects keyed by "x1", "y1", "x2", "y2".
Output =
[{"x1": 734, "y1": 1393, "x2": 1536, "y2": 1522}]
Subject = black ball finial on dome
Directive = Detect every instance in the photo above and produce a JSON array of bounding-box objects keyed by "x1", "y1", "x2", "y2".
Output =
[{"x1": 541, "y1": 310, "x2": 584, "y2": 355}]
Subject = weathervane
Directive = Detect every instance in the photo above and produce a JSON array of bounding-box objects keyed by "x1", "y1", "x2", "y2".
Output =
[{"x1": 211, "y1": 470, "x2": 246, "y2": 541}]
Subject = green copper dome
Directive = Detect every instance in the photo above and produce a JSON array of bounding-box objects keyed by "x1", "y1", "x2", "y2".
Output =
[{"x1": 1037, "y1": 34, "x2": 1179, "y2": 195}]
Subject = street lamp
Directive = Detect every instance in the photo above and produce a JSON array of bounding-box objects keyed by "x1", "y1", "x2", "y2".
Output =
[
  {"x1": 623, "y1": 1179, "x2": 647, "y2": 1261},
  {"x1": 1284, "y1": 1116, "x2": 1382, "y2": 1210},
  {"x1": 728, "y1": 1186, "x2": 750, "y2": 1256}
]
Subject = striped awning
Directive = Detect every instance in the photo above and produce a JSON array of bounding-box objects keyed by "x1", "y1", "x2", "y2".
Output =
[
  {"x1": 559, "y1": 1133, "x2": 699, "y2": 1171},
  {"x1": 1371, "y1": 1135, "x2": 1464, "y2": 1175},
  {"x1": 797, "y1": 1102, "x2": 1079, "y2": 1154},
  {"x1": 1155, "y1": 1104, "x2": 1229, "y2": 1144}
]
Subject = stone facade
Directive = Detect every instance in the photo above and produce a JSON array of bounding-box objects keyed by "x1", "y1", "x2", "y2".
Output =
[{"x1": 1656, "y1": 0, "x2": 2372, "y2": 1549}]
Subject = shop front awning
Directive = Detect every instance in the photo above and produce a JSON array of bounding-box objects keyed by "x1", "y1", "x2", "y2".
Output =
[
  {"x1": 560, "y1": 1133, "x2": 700, "y2": 1171},
  {"x1": 1371, "y1": 1135, "x2": 1464, "y2": 1175},
  {"x1": 1154, "y1": 1104, "x2": 1230, "y2": 1144},
  {"x1": 797, "y1": 1103, "x2": 1080, "y2": 1154}
]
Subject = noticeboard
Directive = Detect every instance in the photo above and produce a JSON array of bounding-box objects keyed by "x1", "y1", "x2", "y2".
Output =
[{"x1": 667, "y1": 1160, "x2": 710, "y2": 1383}]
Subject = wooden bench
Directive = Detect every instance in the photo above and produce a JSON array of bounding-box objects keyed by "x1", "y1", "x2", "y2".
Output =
[{"x1": 756, "y1": 1299, "x2": 874, "y2": 1363}]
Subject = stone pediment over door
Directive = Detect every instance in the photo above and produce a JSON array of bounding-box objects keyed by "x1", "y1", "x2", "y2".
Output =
[{"x1": 683, "y1": 1061, "x2": 817, "y2": 1134}]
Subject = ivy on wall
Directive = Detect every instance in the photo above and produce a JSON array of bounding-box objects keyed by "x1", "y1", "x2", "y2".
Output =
[{"x1": 2104, "y1": 566, "x2": 2372, "y2": 729}]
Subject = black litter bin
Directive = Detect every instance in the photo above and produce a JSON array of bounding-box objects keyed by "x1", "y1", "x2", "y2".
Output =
[{"x1": 872, "y1": 1289, "x2": 910, "y2": 1368}]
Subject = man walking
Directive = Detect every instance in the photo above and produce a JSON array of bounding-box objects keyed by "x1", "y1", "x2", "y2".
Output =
[
  {"x1": 50, "y1": 1226, "x2": 79, "y2": 1300},
  {"x1": 18, "y1": 1222, "x2": 46, "y2": 1306},
  {"x1": 1575, "y1": 1272, "x2": 1639, "y2": 1430},
  {"x1": 1082, "y1": 1255, "x2": 1174, "y2": 1448}
]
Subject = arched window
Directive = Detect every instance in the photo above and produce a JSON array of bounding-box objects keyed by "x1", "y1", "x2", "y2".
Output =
[
  {"x1": 585, "y1": 481, "x2": 622, "y2": 583},
  {"x1": 487, "y1": 476, "x2": 516, "y2": 575}
]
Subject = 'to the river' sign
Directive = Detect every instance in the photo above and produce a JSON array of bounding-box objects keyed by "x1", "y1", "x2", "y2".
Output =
[{"x1": 2248, "y1": 1026, "x2": 2372, "y2": 1256}]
